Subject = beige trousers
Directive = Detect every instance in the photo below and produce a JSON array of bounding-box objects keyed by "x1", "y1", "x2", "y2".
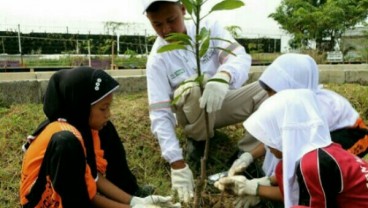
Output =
[{"x1": 173, "y1": 81, "x2": 268, "y2": 152}]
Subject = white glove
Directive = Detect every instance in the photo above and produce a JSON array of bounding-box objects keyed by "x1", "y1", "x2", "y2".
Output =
[
  {"x1": 130, "y1": 195, "x2": 181, "y2": 208},
  {"x1": 171, "y1": 164, "x2": 194, "y2": 203},
  {"x1": 173, "y1": 75, "x2": 199, "y2": 105},
  {"x1": 228, "y1": 152, "x2": 254, "y2": 176},
  {"x1": 234, "y1": 195, "x2": 261, "y2": 208},
  {"x1": 131, "y1": 204, "x2": 160, "y2": 208},
  {"x1": 199, "y1": 72, "x2": 230, "y2": 113},
  {"x1": 214, "y1": 176, "x2": 271, "y2": 196}
]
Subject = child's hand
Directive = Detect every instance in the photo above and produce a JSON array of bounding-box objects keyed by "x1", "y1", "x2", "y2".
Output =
[{"x1": 130, "y1": 195, "x2": 181, "y2": 208}]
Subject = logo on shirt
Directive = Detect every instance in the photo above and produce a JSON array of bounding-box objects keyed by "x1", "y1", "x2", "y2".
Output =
[{"x1": 170, "y1": 68, "x2": 185, "y2": 79}]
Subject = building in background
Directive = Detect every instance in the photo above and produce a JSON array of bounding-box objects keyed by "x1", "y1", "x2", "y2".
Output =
[{"x1": 340, "y1": 26, "x2": 368, "y2": 63}]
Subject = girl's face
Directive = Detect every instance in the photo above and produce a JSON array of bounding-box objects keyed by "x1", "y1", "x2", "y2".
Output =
[
  {"x1": 268, "y1": 146, "x2": 283, "y2": 159},
  {"x1": 89, "y1": 94, "x2": 113, "y2": 130}
]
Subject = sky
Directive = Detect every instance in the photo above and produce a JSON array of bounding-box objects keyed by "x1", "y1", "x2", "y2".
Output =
[{"x1": 0, "y1": 0, "x2": 285, "y2": 38}]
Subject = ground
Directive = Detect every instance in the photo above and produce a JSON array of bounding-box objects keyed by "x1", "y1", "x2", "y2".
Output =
[{"x1": 1, "y1": 83, "x2": 368, "y2": 207}]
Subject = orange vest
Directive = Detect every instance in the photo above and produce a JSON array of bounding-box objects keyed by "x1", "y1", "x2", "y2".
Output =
[
  {"x1": 348, "y1": 118, "x2": 368, "y2": 157},
  {"x1": 20, "y1": 121, "x2": 107, "y2": 207}
]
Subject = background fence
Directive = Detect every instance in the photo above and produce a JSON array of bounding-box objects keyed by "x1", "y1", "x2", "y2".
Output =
[
  {"x1": 0, "y1": 23, "x2": 316, "y2": 70},
  {"x1": 0, "y1": 29, "x2": 282, "y2": 70}
]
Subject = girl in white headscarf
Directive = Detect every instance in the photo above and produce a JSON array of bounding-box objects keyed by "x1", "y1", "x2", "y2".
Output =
[
  {"x1": 228, "y1": 53, "x2": 368, "y2": 180},
  {"x1": 258, "y1": 53, "x2": 368, "y2": 175},
  {"x1": 216, "y1": 89, "x2": 368, "y2": 208},
  {"x1": 259, "y1": 53, "x2": 362, "y2": 134}
]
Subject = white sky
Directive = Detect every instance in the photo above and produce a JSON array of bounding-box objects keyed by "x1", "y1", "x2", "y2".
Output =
[{"x1": 0, "y1": 0, "x2": 285, "y2": 38}]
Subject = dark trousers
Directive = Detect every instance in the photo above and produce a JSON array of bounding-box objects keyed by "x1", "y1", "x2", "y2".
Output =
[{"x1": 24, "y1": 131, "x2": 91, "y2": 208}]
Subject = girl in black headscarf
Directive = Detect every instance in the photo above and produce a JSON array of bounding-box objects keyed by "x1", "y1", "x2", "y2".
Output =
[{"x1": 20, "y1": 67, "x2": 178, "y2": 208}]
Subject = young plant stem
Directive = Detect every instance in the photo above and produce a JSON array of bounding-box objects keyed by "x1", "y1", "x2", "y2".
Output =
[{"x1": 192, "y1": 1, "x2": 211, "y2": 207}]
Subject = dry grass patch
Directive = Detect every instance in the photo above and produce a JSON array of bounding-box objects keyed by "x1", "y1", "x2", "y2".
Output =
[{"x1": 0, "y1": 83, "x2": 367, "y2": 207}]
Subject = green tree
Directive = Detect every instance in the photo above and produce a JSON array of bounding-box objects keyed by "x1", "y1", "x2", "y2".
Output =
[{"x1": 269, "y1": 0, "x2": 368, "y2": 51}]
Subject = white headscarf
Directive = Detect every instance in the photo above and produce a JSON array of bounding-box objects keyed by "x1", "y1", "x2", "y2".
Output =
[
  {"x1": 317, "y1": 90, "x2": 359, "y2": 131},
  {"x1": 259, "y1": 53, "x2": 319, "y2": 92},
  {"x1": 258, "y1": 53, "x2": 358, "y2": 177},
  {"x1": 259, "y1": 53, "x2": 359, "y2": 131},
  {"x1": 244, "y1": 89, "x2": 332, "y2": 208}
]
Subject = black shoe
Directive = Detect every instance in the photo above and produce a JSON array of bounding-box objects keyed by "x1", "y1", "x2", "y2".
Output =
[{"x1": 134, "y1": 184, "x2": 156, "y2": 197}]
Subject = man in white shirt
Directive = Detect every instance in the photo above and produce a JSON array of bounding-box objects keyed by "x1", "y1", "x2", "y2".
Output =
[{"x1": 142, "y1": 0, "x2": 267, "y2": 203}]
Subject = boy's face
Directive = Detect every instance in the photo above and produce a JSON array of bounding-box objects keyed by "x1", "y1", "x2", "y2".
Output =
[
  {"x1": 146, "y1": 3, "x2": 186, "y2": 39},
  {"x1": 89, "y1": 93, "x2": 113, "y2": 130}
]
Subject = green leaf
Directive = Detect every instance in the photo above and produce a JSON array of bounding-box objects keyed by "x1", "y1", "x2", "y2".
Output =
[
  {"x1": 181, "y1": 0, "x2": 194, "y2": 15},
  {"x1": 210, "y1": 0, "x2": 245, "y2": 13},
  {"x1": 210, "y1": 37, "x2": 233, "y2": 44},
  {"x1": 157, "y1": 43, "x2": 187, "y2": 53},
  {"x1": 171, "y1": 95, "x2": 181, "y2": 105},
  {"x1": 196, "y1": 28, "x2": 210, "y2": 57},
  {"x1": 207, "y1": 78, "x2": 229, "y2": 84},
  {"x1": 212, "y1": 46, "x2": 236, "y2": 56},
  {"x1": 165, "y1": 33, "x2": 193, "y2": 46},
  {"x1": 197, "y1": 74, "x2": 205, "y2": 84},
  {"x1": 199, "y1": 35, "x2": 210, "y2": 58},
  {"x1": 171, "y1": 76, "x2": 202, "y2": 105},
  {"x1": 199, "y1": 27, "x2": 210, "y2": 37},
  {"x1": 196, "y1": 27, "x2": 209, "y2": 42}
]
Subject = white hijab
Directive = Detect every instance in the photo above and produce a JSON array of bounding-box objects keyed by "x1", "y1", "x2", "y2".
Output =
[
  {"x1": 259, "y1": 53, "x2": 319, "y2": 92},
  {"x1": 258, "y1": 53, "x2": 358, "y2": 177},
  {"x1": 259, "y1": 53, "x2": 359, "y2": 131},
  {"x1": 244, "y1": 89, "x2": 332, "y2": 208}
]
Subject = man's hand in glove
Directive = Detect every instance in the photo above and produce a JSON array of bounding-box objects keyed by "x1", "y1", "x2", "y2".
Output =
[
  {"x1": 234, "y1": 195, "x2": 261, "y2": 208},
  {"x1": 171, "y1": 164, "x2": 194, "y2": 203},
  {"x1": 130, "y1": 195, "x2": 181, "y2": 208},
  {"x1": 214, "y1": 175, "x2": 271, "y2": 196},
  {"x1": 228, "y1": 152, "x2": 254, "y2": 176},
  {"x1": 199, "y1": 72, "x2": 230, "y2": 113}
]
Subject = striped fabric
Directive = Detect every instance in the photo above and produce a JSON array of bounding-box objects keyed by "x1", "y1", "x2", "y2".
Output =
[{"x1": 219, "y1": 42, "x2": 241, "y2": 64}]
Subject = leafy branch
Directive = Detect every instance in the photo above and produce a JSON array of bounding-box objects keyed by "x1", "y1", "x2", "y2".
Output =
[{"x1": 157, "y1": 0, "x2": 244, "y2": 207}]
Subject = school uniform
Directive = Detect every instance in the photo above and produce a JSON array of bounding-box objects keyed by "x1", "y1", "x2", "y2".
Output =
[
  {"x1": 20, "y1": 121, "x2": 98, "y2": 207},
  {"x1": 258, "y1": 53, "x2": 368, "y2": 177},
  {"x1": 146, "y1": 19, "x2": 267, "y2": 163},
  {"x1": 244, "y1": 89, "x2": 368, "y2": 207},
  {"x1": 275, "y1": 143, "x2": 368, "y2": 208},
  {"x1": 20, "y1": 67, "x2": 138, "y2": 207}
]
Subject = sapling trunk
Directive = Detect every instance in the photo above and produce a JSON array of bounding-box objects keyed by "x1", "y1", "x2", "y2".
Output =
[
  {"x1": 157, "y1": 1, "x2": 245, "y2": 206},
  {"x1": 192, "y1": 1, "x2": 210, "y2": 207}
]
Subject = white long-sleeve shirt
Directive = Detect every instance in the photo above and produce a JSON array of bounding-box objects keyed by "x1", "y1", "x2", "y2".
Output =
[{"x1": 146, "y1": 20, "x2": 251, "y2": 163}]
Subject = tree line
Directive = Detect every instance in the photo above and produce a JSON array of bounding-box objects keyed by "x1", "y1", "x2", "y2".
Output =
[{"x1": 270, "y1": 0, "x2": 368, "y2": 51}]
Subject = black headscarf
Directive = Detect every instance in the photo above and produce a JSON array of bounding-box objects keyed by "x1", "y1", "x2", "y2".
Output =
[{"x1": 41, "y1": 66, "x2": 119, "y2": 177}]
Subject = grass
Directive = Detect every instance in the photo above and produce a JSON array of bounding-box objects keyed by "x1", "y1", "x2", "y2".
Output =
[{"x1": 1, "y1": 83, "x2": 368, "y2": 207}]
